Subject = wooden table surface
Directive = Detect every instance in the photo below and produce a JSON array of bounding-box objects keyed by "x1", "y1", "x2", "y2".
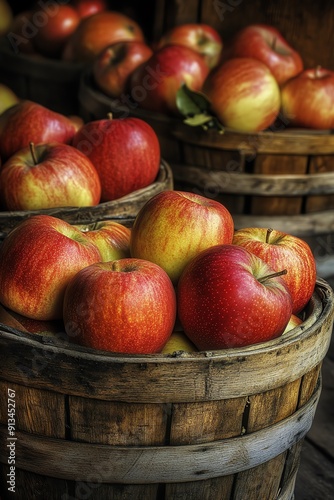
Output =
[{"x1": 294, "y1": 270, "x2": 334, "y2": 500}]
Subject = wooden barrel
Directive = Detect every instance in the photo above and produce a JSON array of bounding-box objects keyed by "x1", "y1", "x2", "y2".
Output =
[
  {"x1": 0, "y1": 37, "x2": 84, "y2": 115},
  {"x1": 0, "y1": 159, "x2": 173, "y2": 240},
  {"x1": 0, "y1": 278, "x2": 333, "y2": 500}
]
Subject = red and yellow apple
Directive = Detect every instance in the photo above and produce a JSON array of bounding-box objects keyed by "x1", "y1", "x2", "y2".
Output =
[
  {"x1": 0, "y1": 215, "x2": 102, "y2": 320},
  {"x1": 81, "y1": 221, "x2": 131, "y2": 262},
  {"x1": 0, "y1": 142, "x2": 101, "y2": 211},
  {"x1": 232, "y1": 227, "x2": 317, "y2": 314},
  {"x1": 72, "y1": 115, "x2": 161, "y2": 202},
  {"x1": 62, "y1": 11, "x2": 145, "y2": 63},
  {"x1": 283, "y1": 314, "x2": 302, "y2": 335},
  {"x1": 280, "y1": 66, "x2": 334, "y2": 129},
  {"x1": 203, "y1": 57, "x2": 281, "y2": 132},
  {"x1": 0, "y1": 100, "x2": 79, "y2": 161},
  {"x1": 63, "y1": 258, "x2": 177, "y2": 354},
  {"x1": 226, "y1": 24, "x2": 303, "y2": 85},
  {"x1": 93, "y1": 40, "x2": 153, "y2": 98},
  {"x1": 127, "y1": 44, "x2": 210, "y2": 115},
  {"x1": 130, "y1": 190, "x2": 234, "y2": 284},
  {"x1": 156, "y1": 23, "x2": 223, "y2": 69},
  {"x1": 177, "y1": 244, "x2": 293, "y2": 350}
]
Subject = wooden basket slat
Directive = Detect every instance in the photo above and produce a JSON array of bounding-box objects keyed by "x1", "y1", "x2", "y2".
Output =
[{"x1": 0, "y1": 386, "x2": 320, "y2": 484}]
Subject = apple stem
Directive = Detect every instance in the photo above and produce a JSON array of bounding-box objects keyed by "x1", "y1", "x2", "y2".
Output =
[
  {"x1": 258, "y1": 269, "x2": 287, "y2": 284},
  {"x1": 266, "y1": 228, "x2": 274, "y2": 244},
  {"x1": 29, "y1": 142, "x2": 38, "y2": 165},
  {"x1": 315, "y1": 65, "x2": 322, "y2": 78},
  {"x1": 107, "y1": 112, "x2": 113, "y2": 120}
]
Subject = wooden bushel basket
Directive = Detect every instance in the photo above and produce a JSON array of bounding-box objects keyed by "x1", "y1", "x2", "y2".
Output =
[
  {"x1": 0, "y1": 37, "x2": 84, "y2": 115},
  {"x1": 0, "y1": 159, "x2": 173, "y2": 241},
  {"x1": 0, "y1": 279, "x2": 333, "y2": 500},
  {"x1": 78, "y1": 71, "x2": 334, "y2": 256}
]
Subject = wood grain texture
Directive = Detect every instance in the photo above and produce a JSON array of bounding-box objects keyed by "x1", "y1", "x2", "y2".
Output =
[{"x1": 0, "y1": 387, "x2": 321, "y2": 484}]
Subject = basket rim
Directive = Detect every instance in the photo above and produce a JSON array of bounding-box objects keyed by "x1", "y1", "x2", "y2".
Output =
[{"x1": 0, "y1": 278, "x2": 332, "y2": 363}]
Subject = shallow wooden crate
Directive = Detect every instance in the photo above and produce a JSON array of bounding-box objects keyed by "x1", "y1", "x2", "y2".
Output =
[
  {"x1": 0, "y1": 159, "x2": 173, "y2": 240},
  {"x1": 0, "y1": 279, "x2": 333, "y2": 500}
]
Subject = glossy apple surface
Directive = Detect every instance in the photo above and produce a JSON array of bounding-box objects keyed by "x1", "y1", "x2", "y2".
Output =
[
  {"x1": 93, "y1": 40, "x2": 153, "y2": 98},
  {"x1": 203, "y1": 57, "x2": 281, "y2": 132},
  {"x1": 63, "y1": 258, "x2": 177, "y2": 354},
  {"x1": 156, "y1": 23, "x2": 223, "y2": 69},
  {"x1": 82, "y1": 220, "x2": 131, "y2": 262},
  {"x1": 72, "y1": 115, "x2": 161, "y2": 202},
  {"x1": 130, "y1": 190, "x2": 234, "y2": 284},
  {"x1": 0, "y1": 215, "x2": 102, "y2": 320},
  {"x1": 0, "y1": 142, "x2": 101, "y2": 210},
  {"x1": 32, "y1": 4, "x2": 80, "y2": 58},
  {"x1": 72, "y1": 0, "x2": 108, "y2": 18},
  {"x1": 281, "y1": 67, "x2": 334, "y2": 129},
  {"x1": 62, "y1": 11, "x2": 145, "y2": 63},
  {"x1": 232, "y1": 227, "x2": 317, "y2": 314},
  {"x1": 127, "y1": 44, "x2": 210, "y2": 115},
  {"x1": 226, "y1": 24, "x2": 303, "y2": 85},
  {"x1": 0, "y1": 100, "x2": 79, "y2": 161},
  {"x1": 177, "y1": 244, "x2": 293, "y2": 350}
]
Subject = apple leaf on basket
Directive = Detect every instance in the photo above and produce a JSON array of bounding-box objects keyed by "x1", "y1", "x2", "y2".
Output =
[{"x1": 176, "y1": 84, "x2": 224, "y2": 132}]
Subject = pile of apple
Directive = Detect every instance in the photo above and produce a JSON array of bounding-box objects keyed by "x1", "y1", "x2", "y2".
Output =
[
  {"x1": 0, "y1": 98, "x2": 161, "y2": 211},
  {"x1": 89, "y1": 20, "x2": 334, "y2": 132},
  {"x1": 0, "y1": 190, "x2": 317, "y2": 355},
  {"x1": 3, "y1": 1, "x2": 143, "y2": 63}
]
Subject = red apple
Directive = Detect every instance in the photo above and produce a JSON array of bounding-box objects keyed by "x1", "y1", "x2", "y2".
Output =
[
  {"x1": 81, "y1": 220, "x2": 131, "y2": 262},
  {"x1": 71, "y1": 0, "x2": 108, "y2": 19},
  {"x1": 0, "y1": 100, "x2": 79, "y2": 161},
  {"x1": 177, "y1": 244, "x2": 293, "y2": 350},
  {"x1": 232, "y1": 227, "x2": 317, "y2": 314},
  {"x1": 0, "y1": 142, "x2": 101, "y2": 211},
  {"x1": 63, "y1": 258, "x2": 177, "y2": 354},
  {"x1": 127, "y1": 44, "x2": 210, "y2": 115},
  {"x1": 156, "y1": 23, "x2": 223, "y2": 69},
  {"x1": 283, "y1": 314, "x2": 302, "y2": 335},
  {"x1": 72, "y1": 115, "x2": 161, "y2": 202},
  {"x1": 203, "y1": 57, "x2": 281, "y2": 132},
  {"x1": 280, "y1": 66, "x2": 334, "y2": 129},
  {"x1": 93, "y1": 40, "x2": 154, "y2": 98},
  {"x1": 130, "y1": 190, "x2": 234, "y2": 284},
  {"x1": 32, "y1": 4, "x2": 80, "y2": 58},
  {"x1": 0, "y1": 215, "x2": 102, "y2": 320},
  {"x1": 62, "y1": 11, "x2": 145, "y2": 63},
  {"x1": 226, "y1": 24, "x2": 303, "y2": 86}
]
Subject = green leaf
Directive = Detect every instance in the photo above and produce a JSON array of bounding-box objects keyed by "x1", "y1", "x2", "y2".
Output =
[
  {"x1": 176, "y1": 84, "x2": 225, "y2": 133},
  {"x1": 176, "y1": 84, "x2": 212, "y2": 117}
]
